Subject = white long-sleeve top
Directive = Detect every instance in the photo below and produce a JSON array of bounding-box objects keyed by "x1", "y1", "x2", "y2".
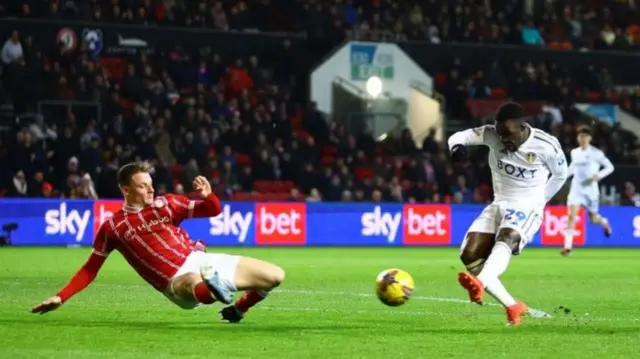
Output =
[
  {"x1": 567, "y1": 145, "x2": 614, "y2": 194},
  {"x1": 448, "y1": 125, "x2": 568, "y2": 205}
]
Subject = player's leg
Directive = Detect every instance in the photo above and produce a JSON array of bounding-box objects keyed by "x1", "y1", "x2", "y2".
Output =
[
  {"x1": 460, "y1": 203, "x2": 543, "y2": 325},
  {"x1": 562, "y1": 204, "x2": 581, "y2": 256},
  {"x1": 458, "y1": 203, "x2": 502, "y2": 305},
  {"x1": 588, "y1": 211, "x2": 612, "y2": 236},
  {"x1": 162, "y1": 250, "x2": 240, "y2": 309},
  {"x1": 460, "y1": 232, "x2": 494, "y2": 275},
  {"x1": 460, "y1": 231, "x2": 518, "y2": 307},
  {"x1": 197, "y1": 253, "x2": 284, "y2": 322},
  {"x1": 459, "y1": 232, "x2": 517, "y2": 308},
  {"x1": 167, "y1": 272, "x2": 217, "y2": 309},
  {"x1": 163, "y1": 251, "x2": 236, "y2": 309},
  {"x1": 219, "y1": 256, "x2": 285, "y2": 322},
  {"x1": 461, "y1": 227, "x2": 529, "y2": 325},
  {"x1": 585, "y1": 195, "x2": 612, "y2": 238}
]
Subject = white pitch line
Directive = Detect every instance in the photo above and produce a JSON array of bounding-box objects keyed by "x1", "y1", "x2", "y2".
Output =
[
  {"x1": 277, "y1": 289, "x2": 553, "y2": 319},
  {"x1": 7, "y1": 280, "x2": 640, "y2": 322},
  {"x1": 259, "y1": 305, "x2": 471, "y2": 318},
  {"x1": 1, "y1": 280, "x2": 547, "y2": 316}
]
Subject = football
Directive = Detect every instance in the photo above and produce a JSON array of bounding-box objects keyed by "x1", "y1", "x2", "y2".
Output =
[{"x1": 375, "y1": 269, "x2": 415, "y2": 307}]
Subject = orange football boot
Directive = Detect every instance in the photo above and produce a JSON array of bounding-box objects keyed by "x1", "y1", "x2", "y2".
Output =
[
  {"x1": 505, "y1": 301, "x2": 528, "y2": 326},
  {"x1": 457, "y1": 272, "x2": 484, "y2": 305}
]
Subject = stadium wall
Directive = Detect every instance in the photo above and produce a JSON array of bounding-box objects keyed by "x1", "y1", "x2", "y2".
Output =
[{"x1": 1, "y1": 199, "x2": 639, "y2": 247}]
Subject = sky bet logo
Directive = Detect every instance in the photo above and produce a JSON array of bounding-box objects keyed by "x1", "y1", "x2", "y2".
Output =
[
  {"x1": 541, "y1": 206, "x2": 585, "y2": 246},
  {"x1": 209, "y1": 205, "x2": 253, "y2": 243},
  {"x1": 361, "y1": 205, "x2": 451, "y2": 244},
  {"x1": 45, "y1": 203, "x2": 91, "y2": 242},
  {"x1": 93, "y1": 200, "x2": 122, "y2": 234},
  {"x1": 361, "y1": 206, "x2": 401, "y2": 242},
  {"x1": 255, "y1": 203, "x2": 306, "y2": 245}
]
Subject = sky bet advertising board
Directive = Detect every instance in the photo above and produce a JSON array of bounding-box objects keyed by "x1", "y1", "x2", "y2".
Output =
[{"x1": 0, "y1": 199, "x2": 639, "y2": 247}]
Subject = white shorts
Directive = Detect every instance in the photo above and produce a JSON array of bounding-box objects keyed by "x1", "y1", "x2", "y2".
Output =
[
  {"x1": 163, "y1": 251, "x2": 240, "y2": 309},
  {"x1": 460, "y1": 200, "x2": 544, "y2": 255},
  {"x1": 567, "y1": 190, "x2": 599, "y2": 214}
]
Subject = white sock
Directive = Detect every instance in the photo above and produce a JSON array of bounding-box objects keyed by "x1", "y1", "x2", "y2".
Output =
[
  {"x1": 564, "y1": 229, "x2": 574, "y2": 250},
  {"x1": 477, "y1": 241, "x2": 512, "y2": 287},
  {"x1": 484, "y1": 278, "x2": 517, "y2": 307}
]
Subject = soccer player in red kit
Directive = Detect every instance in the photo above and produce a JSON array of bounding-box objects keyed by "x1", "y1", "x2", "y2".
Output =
[{"x1": 32, "y1": 161, "x2": 285, "y2": 323}]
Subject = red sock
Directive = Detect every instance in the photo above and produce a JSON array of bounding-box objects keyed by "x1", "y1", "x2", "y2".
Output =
[
  {"x1": 192, "y1": 282, "x2": 215, "y2": 304},
  {"x1": 235, "y1": 290, "x2": 268, "y2": 313}
]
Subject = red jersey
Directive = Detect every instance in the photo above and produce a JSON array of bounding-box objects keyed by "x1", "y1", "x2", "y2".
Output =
[{"x1": 56, "y1": 193, "x2": 222, "y2": 302}]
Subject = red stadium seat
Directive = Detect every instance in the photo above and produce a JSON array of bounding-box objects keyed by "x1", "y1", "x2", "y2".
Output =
[
  {"x1": 354, "y1": 167, "x2": 373, "y2": 180},
  {"x1": 272, "y1": 181, "x2": 289, "y2": 193},
  {"x1": 585, "y1": 92, "x2": 602, "y2": 102},
  {"x1": 321, "y1": 156, "x2": 335, "y2": 166},
  {"x1": 170, "y1": 165, "x2": 184, "y2": 179},
  {"x1": 97, "y1": 57, "x2": 126, "y2": 81},
  {"x1": 295, "y1": 130, "x2": 309, "y2": 141},
  {"x1": 235, "y1": 154, "x2": 251, "y2": 166},
  {"x1": 262, "y1": 192, "x2": 290, "y2": 201},
  {"x1": 253, "y1": 180, "x2": 270, "y2": 193},
  {"x1": 291, "y1": 109, "x2": 303, "y2": 129},
  {"x1": 282, "y1": 181, "x2": 295, "y2": 191},
  {"x1": 434, "y1": 72, "x2": 447, "y2": 87},
  {"x1": 322, "y1": 145, "x2": 337, "y2": 156},
  {"x1": 490, "y1": 87, "x2": 507, "y2": 99}
]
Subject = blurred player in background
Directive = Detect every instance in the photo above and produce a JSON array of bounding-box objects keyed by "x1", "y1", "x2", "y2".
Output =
[
  {"x1": 32, "y1": 161, "x2": 285, "y2": 323},
  {"x1": 562, "y1": 127, "x2": 614, "y2": 256},
  {"x1": 448, "y1": 102, "x2": 568, "y2": 326}
]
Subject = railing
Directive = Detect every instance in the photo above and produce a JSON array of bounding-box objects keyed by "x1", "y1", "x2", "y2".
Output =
[
  {"x1": 333, "y1": 75, "x2": 394, "y2": 100},
  {"x1": 344, "y1": 112, "x2": 403, "y2": 140}
]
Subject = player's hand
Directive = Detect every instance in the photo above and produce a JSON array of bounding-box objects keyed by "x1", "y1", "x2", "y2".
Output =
[
  {"x1": 31, "y1": 296, "x2": 62, "y2": 314},
  {"x1": 193, "y1": 176, "x2": 212, "y2": 198},
  {"x1": 450, "y1": 145, "x2": 467, "y2": 163},
  {"x1": 591, "y1": 175, "x2": 600, "y2": 182}
]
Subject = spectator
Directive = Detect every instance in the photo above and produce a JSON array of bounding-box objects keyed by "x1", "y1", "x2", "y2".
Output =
[
  {"x1": 1, "y1": 0, "x2": 640, "y2": 206},
  {"x1": 620, "y1": 182, "x2": 640, "y2": 206},
  {"x1": 521, "y1": 20, "x2": 545, "y2": 46},
  {"x1": 1, "y1": 30, "x2": 23, "y2": 65},
  {"x1": 8, "y1": 170, "x2": 27, "y2": 197},
  {"x1": 307, "y1": 188, "x2": 321, "y2": 202}
]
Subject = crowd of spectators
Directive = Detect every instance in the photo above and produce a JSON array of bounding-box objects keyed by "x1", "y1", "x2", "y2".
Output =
[
  {"x1": 1, "y1": 0, "x2": 640, "y2": 206},
  {"x1": 6, "y1": 0, "x2": 640, "y2": 52}
]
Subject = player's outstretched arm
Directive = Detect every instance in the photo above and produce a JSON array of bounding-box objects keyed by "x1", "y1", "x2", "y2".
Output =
[
  {"x1": 448, "y1": 126, "x2": 494, "y2": 162},
  {"x1": 447, "y1": 126, "x2": 494, "y2": 149},
  {"x1": 31, "y1": 253, "x2": 106, "y2": 314},
  {"x1": 165, "y1": 176, "x2": 222, "y2": 221}
]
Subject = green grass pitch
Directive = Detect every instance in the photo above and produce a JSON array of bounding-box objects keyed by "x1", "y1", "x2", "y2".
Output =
[{"x1": 1, "y1": 247, "x2": 639, "y2": 359}]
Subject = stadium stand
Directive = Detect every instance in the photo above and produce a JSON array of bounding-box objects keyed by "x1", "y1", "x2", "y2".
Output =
[{"x1": 0, "y1": 0, "x2": 639, "y2": 205}]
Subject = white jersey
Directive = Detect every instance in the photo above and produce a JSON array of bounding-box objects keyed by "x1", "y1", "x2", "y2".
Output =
[
  {"x1": 568, "y1": 145, "x2": 614, "y2": 194},
  {"x1": 448, "y1": 125, "x2": 568, "y2": 206}
]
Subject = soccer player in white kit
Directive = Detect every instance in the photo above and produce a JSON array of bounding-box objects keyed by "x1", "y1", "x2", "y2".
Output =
[
  {"x1": 562, "y1": 127, "x2": 614, "y2": 256},
  {"x1": 448, "y1": 102, "x2": 568, "y2": 326}
]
